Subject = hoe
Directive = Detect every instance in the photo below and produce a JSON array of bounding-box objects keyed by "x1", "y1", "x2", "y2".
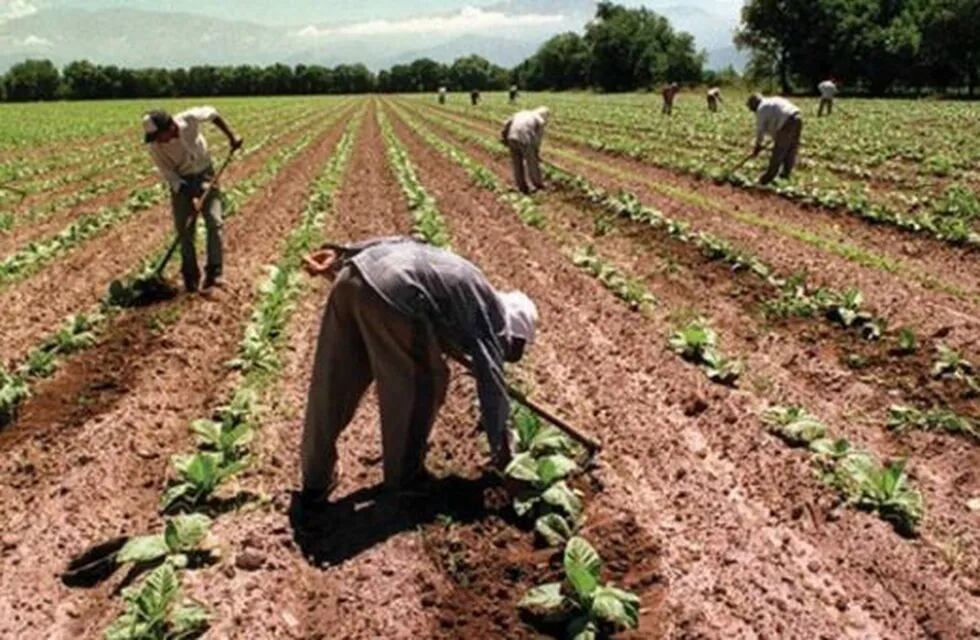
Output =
[{"x1": 107, "y1": 149, "x2": 237, "y2": 307}]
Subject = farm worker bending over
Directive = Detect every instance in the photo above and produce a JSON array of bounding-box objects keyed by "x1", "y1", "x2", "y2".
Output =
[
  {"x1": 746, "y1": 93, "x2": 803, "y2": 185},
  {"x1": 706, "y1": 87, "x2": 723, "y2": 112},
  {"x1": 501, "y1": 106, "x2": 550, "y2": 194},
  {"x1": 661, "y1": 82, "x2": 680, "y2": 115},
  {"x1": 470, "y1": 89, "x2": 481, "y2": 106},
  {"x1": 438, "y1": 86, "x2": 447, "y2": 104},
  {"x1": 299, "y1": 236, "x2": 538, "y2": 503},
  {"x1": 142, "y1": 107, "x2": 243, "y2": 292},
  {"x1": 818, "y1": 78, "x2": 837, "y2": 117}
]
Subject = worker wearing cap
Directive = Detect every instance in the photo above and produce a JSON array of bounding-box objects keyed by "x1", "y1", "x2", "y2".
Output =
[
  {"x1": 661, "y1": 82, "x2": 680, "y2": 115},
  {"x1": 706, "y1": 87, "x2": 723, "y2": 112},
  {"x1": 746, "y1": 93, "x2": 803, "y2": 184},
  {"x1": 299, "y1": 236, "x2": 539, "y2": 503},
  {"x1": 142, "y1": 107, "x2": 243, "y2": 292},
  {"x1": 501, "y1": 106, "x2": 550, "y2": 194},
  {"x1": 817, "y1": 78, "x2": 837, "y2": 117}
]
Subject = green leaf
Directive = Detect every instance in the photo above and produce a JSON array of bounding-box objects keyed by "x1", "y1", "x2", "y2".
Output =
[
  {"x1": 117, "y1": 534, "x2": 169, "y2": 565},
  {"x1": 542, "y1": 481, "x2": 584, "y2": 520},
  {"x1": 517, "y1": 582, "x2": 568, "y2": 617},
  {"x1": 170, "y1": 602, "x2": 210, "y2": 637},
  {"x1": 505, "y1": 452, "x2": 540, "y2": 484},
  {"x1": 160, "y1": 482, "x2": 194, "y2": 511},
  {"x1": 564, "y1": 537, "x2": 601, "y2": 601},
  {"x1": 537, "y1": 454, "x2": 578, "y2": 486},
  {"x1": 591, "y1": 585, "x2": 641, "y2": 629},
  {"x1": 189, "y1": 419, "x2": 222, "y2": 448},
  {"x1": 164, "y1": 514, "x2": 212, "y2": 553},
  {"x1": 535, "y1": 513, "x2": 575, "y2": 547}
]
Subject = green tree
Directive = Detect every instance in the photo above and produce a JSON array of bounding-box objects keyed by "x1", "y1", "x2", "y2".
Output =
[
  {"x1": 3, "y1": 59, "x2": 61, "y2": 101},
  {"x1": 448, "y1": 55, "x2": 507, "y2": 91},
  {"x1": 522, "y1": 32, "x2": 590, "y2": 90}
]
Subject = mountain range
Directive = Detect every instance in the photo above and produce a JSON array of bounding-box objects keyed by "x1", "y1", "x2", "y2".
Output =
[{"x1": 0, "y1": 1, "x2": 745, "y2": 73}]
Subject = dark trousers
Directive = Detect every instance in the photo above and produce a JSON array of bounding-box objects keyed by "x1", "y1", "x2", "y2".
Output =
[
  {"x1": 761, "y1": 115, "x2": 803, "y2": 184},
  {"x1": 171, "y1": 167, "x2": 222, "y2": 289}
]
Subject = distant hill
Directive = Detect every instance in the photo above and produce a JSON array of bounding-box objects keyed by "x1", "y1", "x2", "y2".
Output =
[{"x1": 0, "y1": 3, "x2": 743, "y2": 72}]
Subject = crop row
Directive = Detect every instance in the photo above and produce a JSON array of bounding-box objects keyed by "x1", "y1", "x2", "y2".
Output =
[
  {"x1": 380, "y1": 104, "x2": 642, "y2": 637},
  {"x1": 0, "y1": 106, "x2": 353, "y2": 431},
  {"x1": 0, "y1": 105, "x2": 323, "y2": 233},
  {"x1": 101, "y1": 111, "x2": 361, "y2": 639},
  {"x1": 400, "y1": 104, "x2": 944, "y2": 533},
  {"x1": 423, "y1": 100, "x2": 980, "y2": 248}
]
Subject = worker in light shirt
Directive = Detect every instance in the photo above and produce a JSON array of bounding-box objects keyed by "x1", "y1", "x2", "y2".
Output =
[
  {"x1": 142, "y1": 106, "x2": 242, "y2": 292},
  {"x1": 817, "y1": 78, "x2": 838, "y2": 117},
  {"x1": 746, "y1": 94, "x2": 803, "y2": 185}
]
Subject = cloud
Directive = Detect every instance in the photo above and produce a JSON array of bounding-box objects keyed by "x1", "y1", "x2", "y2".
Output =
[
  {"x1": 296, "y1": 6, "x2": 565, "y2": 38},
  {"x1": 21, "y1": 33, "x2": 50, "y2": 46},
  {"x1": 0, "y1": 0, "x2": 37, "y2": 24}
]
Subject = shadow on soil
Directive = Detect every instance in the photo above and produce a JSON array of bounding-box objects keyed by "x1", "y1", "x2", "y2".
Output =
[{"x1": 288, "y1": 472, "x2": 515, "y2": 568}]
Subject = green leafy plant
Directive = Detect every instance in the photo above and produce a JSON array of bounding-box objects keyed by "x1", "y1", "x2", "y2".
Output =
[
  {"x1": 668, "y1": 319, "x2": 743, "y2": 385},
  {"x1": 887, "y1": 405, "x2": 978, "y2": 439},
  {"x1": 518, "y1": 536, "x2": 641, "y2": 638},
  {"x1": 0, "y1": 368, "x2": 30, "y2": 426},
  {"x1": 512, "y1": 403, "x2": 578, "y2": 457},
  {"x1": 894, "y1": 327, "x2": 917, "y2": 355},
  {"x1": 103, "y1": 561, "x2": 209, "y2": 640},
  {"x1": 116, "y1": 514, "x2": 215, "y2": 568},
  {"x1": 161, "y1": 452, "x2": 250, "y2": 512},
  {"x1": 762, "y1": 405, "x2": 827, "y2": 446},
  {"x1": 572, "y1": 246, "x2": 655, "y2": 312},
  {"x1": 932, "y1": 345, "x2": 979, "y2": 394}
]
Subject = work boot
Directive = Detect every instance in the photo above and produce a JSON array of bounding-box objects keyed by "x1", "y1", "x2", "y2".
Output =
[
  {"x1": 183, "y1": 277, "x2": 199, "y2": 293},
  {"x1": 202, "y1": 268, "x2": 222, "y2": 291}
]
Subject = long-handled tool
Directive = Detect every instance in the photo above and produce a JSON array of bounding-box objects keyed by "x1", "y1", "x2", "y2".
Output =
[
  {"x1": 453, "y1": 355, "x2": 602, "y2": 454},
  {"x1": 107, "y1": 150, "x2": 236, "y2": 306}
]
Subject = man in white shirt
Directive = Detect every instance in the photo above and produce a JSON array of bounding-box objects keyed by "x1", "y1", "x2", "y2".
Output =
[
  {"x1": 501, "y1": 106, "x2": 550, "y2": 194},
  {"x1": 707, "y1": 87, "x2": 723, "y2": 112},
  {"x1": 438, "y1": 86, "x2": 447, "y2": 105},
  {"x1": 746, "y1": 93, "x2": 803, "y2": 185},
  {"x1": 142, "y1": 107, "x2": 242, "y2": 292},
  {"x1": 818, "y1": 78, "x2": 837, "y2": 117}
]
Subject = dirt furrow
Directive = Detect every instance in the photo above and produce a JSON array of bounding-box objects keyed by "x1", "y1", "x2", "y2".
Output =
[
  {"x1": 385, "y1": 103, "x2": 980, "y2": 638},
  {"x1": 0, "y1": 109, "x2": 354, "y2": 639},
  {"x1": 0, "y1": 108, "x2": 348, "y2": 371},
  {"x1": 177, "y1": 100, "x2": 455, "y2": 639},
  {"x1": 411, "y1": 104, "x2": 980, "y2": 356}
]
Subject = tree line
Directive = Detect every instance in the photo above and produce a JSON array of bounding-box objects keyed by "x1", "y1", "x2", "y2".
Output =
[
  {"x1": 737, "y1": 0, "x2": 980, "y2": 95},
  {"x1": 1, "y1": 2, "x2": 708, "y2": 102}
]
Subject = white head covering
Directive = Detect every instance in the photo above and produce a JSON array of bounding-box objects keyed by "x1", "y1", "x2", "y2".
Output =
[
  {"x1": 534, "y1": 106, "x2": 550, "y2": 123},
  {"x1": 497, "y1": 290, "x2": 538, "y2": 346}
]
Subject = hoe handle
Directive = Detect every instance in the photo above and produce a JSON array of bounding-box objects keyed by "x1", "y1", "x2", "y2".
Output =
[
  {"x1": 452, "y1": 355, "x2": 603, "y2": 453},
  {"x1": 154, "y1": 149, "x2": 237, "y2": 277}
]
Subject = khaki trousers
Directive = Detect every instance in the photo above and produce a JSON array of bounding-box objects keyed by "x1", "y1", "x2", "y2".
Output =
[
  {"x1": 508, "y1": 140, "x2": 544, "y2": 194},
  {"x1": 761, "y1": 115, "x2": 803, "y2": 184},
  {"x1": 171, "y1": 170, "x2": 222, "y2": 289},
  {"x1": 301, "y1": 267, "x2": 449, "y2": 493}
]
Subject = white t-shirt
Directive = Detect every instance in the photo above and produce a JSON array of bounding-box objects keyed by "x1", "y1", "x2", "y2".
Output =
[
  {"x1": 755, "y1": 97, "x2": 801, "y2": 145},
  {"x1": 148, "y1": 106, "x2": 219, "y2": 192},
  {"x1": 818, "y1": 80, "x2": 837, "y2": 99}
]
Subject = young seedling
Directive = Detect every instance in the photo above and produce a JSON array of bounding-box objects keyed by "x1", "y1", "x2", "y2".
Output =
[
  {"x1": 518, "y1": 536, "x2": 641, "y2": 638},
  {"x1": 116, "y1": 514, "x2": 216, "y2": 569},
  {"x1": 103, "y1": 561, "x2": 209, "y2": 640},
  {"x1": 161, "y1": 452, "x2": 250, "y2": 513},
  {"x1": 894, "y1": 327, "x2": 918, "y2": 355},
  {"x1": 762, "y1": 405, "x2": 827, "y2": 446},
  {"x1": 505, "y1": 444, "x2": 584, "y2": 546},
  {"x1": 668, "y1": 319, "x2": 743, "y2": 385},
  {"x1": 887, "y1": 405, "x2": 978, "y2": 439},
  {"x1": 931, "y1": 345, "x2": 979, "y2": 392},
  {"x1": 0, "y1": 368, "x2": 30, "y2": 426}
]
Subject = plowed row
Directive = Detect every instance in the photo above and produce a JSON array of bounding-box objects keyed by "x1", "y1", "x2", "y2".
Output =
[{"x1": 0, "y1": 97, "x2": 976, "y2": 639}]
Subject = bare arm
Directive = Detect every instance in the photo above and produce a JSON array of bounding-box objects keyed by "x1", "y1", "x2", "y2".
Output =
[{"x1": 212, "y1": 116, "x2": 243, "y2": 151}]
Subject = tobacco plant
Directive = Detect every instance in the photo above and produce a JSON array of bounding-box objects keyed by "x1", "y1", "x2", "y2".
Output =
[
  {"x1": 518, "y1": 536, "x2": 641, "y2": 638},
  {"x1": 160, "y1": 451, "x2": 250, "y2": 513},
  {"x1": 572, "y1": 245, "x2": 655, "y2": 312},
  {"x1": 762, "y1": 405, "x2": 827, "y2": 446},
  {"x1": 887, "y1": 405, "x2": 978, "y2": 439},
  {"x1": 0, "y1": 368, "x2": 29, "y2": 426},
  {"x1": 103, "y1": 561, "x2": 209, "y2": 640},
  {"x1": 668, "y1": 319, "x2": 743, "y2": 385},
  {"x1": 116, "y1": 514, "x2": 216, "y2": 569}
]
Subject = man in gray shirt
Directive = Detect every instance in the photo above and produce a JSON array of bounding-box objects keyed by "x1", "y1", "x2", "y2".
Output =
[
  {"x1": 501, "y1": 106, "x2": 550, "y2": 194},
  {"x1": 299, "y1": 236, "x2": 538, "y2": 503}
]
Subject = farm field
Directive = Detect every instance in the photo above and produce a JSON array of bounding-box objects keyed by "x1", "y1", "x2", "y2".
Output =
[{"x1": 0, "y1": 93, "x2": 977, "y2": 639}]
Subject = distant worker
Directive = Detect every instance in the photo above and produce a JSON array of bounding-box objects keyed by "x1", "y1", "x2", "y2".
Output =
[
  {"x1": 501, "y1": 106, "x2": 550, "y2": 194},
  {"x1": 817, "y1": 78, "x2": 837, "y2": 117},
  {"x1": 746, "y1": 93, "x2": 803, "y2": 185},
  {"x1": 438, "y1": 86, "x2": 447, "y2": 105},
  {"x1": 142, "y1": 107, "x2": 243, "y2": 292},
  {"x1": 509, "y1": 84, "x2": 519, "y2": 104},
  {"x1": 299, "y1": 236, "x2": 538, "y2": 501},
  {"x1": 661, "y1": 82, "x2": 680, "y2": 115},
  {"x1": 470, "y1": 89, "x2": 481, "y2": 106},
  {"x1": 706, "y1": 87, "x2": 723, "y2": 112}
]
